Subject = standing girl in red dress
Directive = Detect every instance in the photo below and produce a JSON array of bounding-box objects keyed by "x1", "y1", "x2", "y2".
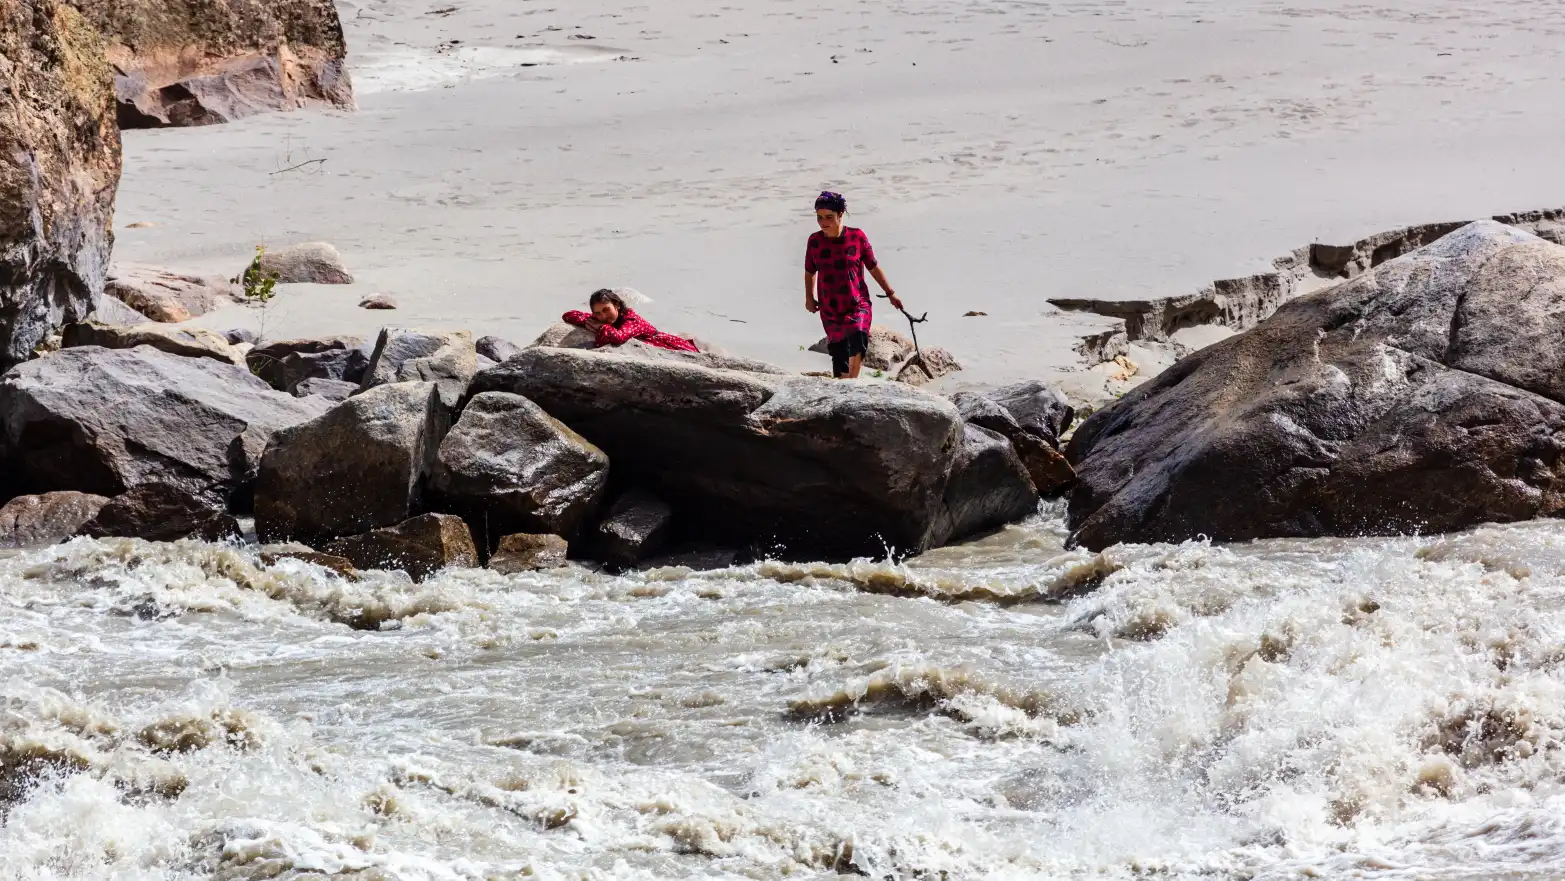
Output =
[{"x1": 804, "y1": 192, "x2": 904, "y2": 378}]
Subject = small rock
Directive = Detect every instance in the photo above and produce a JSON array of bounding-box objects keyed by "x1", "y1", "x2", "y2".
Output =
[
  {"x1": 895, "y1": 348, "x2": 962, "y2": 387},
  {"x1": 596, "y1": 490, "x2": 673, "y2": 569},
  {"x1": 530, "y1": 322, "x2": 599, "y2": 349},
  {"x1": 477, "y1": 335, "x2": 523, "y2": 363},
  {"x1": 0, "y1": 492, "x2": 110, "y2": 549},
  {"x1": 359, "y1": 294, "x2": 398, "y2": 310},
  {"x1": 79, "y1": 483, "x2": 241, "y2": 542},
  {"x1": 125, "y1": 221, "x2": 156, "y2": 229},
  {"x1": 246, "y1": 336, "x2": 369, "y2": 393},
  {"x1": 253, "y1": 243, "x2": 354, "y2": 285},
  {"x1": 983, "y1": 381, "x2": 1076, "y2": 448},
  {"x1": 324, "y1": 513, "x2": 478, "y2": 582},
  {"x1": 105, "y1": 265, "x2": 244, "y2": 323},
  {"x1": 964, "y1": 311, "x2": 988, "y2": 317},
  {"x1": 224, "y1": 328, "x2": 259, "y2": 346},
  {"x1": 809, "y1": 325, "x2": 915, "y2": 370},
  {"x1": 61, "y1": 322, "x2": 245, "y2": 365},
  {"x1": 489, "y1": 533, "x2": 569, "y2": 573},
  {"x1": 291, "y1": 377, "x2": 358, "y2": 402}
]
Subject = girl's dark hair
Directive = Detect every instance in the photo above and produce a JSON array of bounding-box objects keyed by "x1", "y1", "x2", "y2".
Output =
[
  {"x1": 589, "y1": 288, "x2": 627, "y2": 315},
  {"x1": 814, "y1": 191, "x2": 847, "y2": 214}
]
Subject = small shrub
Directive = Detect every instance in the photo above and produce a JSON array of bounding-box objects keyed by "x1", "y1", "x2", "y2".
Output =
[{"x1": 241, "y1": 246, "x2": 279, "y2": 305}]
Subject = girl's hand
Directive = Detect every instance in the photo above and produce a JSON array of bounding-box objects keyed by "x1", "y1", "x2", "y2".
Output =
[
  {"x1": 584, "y1": 319, "x2": 604, "y2": 331},
  {"x1": 805, "y1": 298, "x2": 819, "y2": 314},
  {"x1": 886, "y1": 292, "x2": 905, "y2": 311}
]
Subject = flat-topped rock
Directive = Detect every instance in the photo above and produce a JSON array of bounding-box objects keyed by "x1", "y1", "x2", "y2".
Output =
[
  {"x1": 62, "y1": 323, "x2": 245, "y2": 365},
  {"x1": 103, "y1": 265, "x2": 243, "y2": 322}
]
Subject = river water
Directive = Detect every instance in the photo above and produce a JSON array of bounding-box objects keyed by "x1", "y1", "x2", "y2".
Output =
[{"x1": 5, "y1": 504, "x2": 1565, "y2": 879}]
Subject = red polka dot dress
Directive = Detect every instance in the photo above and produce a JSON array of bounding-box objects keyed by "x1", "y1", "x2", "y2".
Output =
[{"x1": 805, "y1": 228, "x2": 878, "y2": 343}]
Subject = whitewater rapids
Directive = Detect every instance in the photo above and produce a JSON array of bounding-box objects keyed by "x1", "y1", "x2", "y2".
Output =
[{"x1": 5, "y1": 505, "x2": 1565, "y2": 879}]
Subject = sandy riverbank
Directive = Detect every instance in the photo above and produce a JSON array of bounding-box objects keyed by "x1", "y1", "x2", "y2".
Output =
[{"x1": 111, "y1": 0, "x2": 1565, "y2": 391}]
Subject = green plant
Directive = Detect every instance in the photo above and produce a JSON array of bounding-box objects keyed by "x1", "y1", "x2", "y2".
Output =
[{"x1": 241, "y1": 246, "x2": 279, "y2": 305}]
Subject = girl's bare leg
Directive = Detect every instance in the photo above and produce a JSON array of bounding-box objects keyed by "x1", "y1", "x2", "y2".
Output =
[{"x1": 847, "y1": 354, "x2": 864, "y2": 379}]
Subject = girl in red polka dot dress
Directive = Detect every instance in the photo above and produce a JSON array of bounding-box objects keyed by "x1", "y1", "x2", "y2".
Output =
[{"x1": 804, "y1": 192, "x2": 904, "y2": 378}]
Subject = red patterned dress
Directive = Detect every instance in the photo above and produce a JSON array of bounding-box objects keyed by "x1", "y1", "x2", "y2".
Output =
[
  {"x1": 562, "y1": 308, "x2": 699, "y2": 353},
  {"x1": 805, "y1": 227, "x2": 878, "y2": 343}
]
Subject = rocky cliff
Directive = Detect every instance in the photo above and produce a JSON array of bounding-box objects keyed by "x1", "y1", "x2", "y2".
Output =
[
  {"x1": 0, "y1": 0, "x2": 121, "y2": 367},
  {"x1": 70, "y1": 0, "x2": 353, "y2": 127}
]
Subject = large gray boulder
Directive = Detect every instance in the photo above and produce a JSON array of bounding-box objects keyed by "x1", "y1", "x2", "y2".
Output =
[
  {"x1": 359, "y1": 328, "x2": 477, "y2": 410},
  {"x1": 0, "y1": 346, "x2": 330, "y2": 503},
  {"x1": 0, "y1": 0, "x2": 121, "y2": 368},
  {"x1": 469, "y1": 348, "x2": 1007, "y2": 559},
  {"x1": 428, "y1": 392, "x2": 609, "y2": 551},
  {"x1": 253, "y1": 381, "x2": 447, "y2": 544},
  {"x1": 246, "y1": 336, "x2": 368, "y2": 393},
  {"x1": 1067, "y1": 221, "x2": 1565, "y2": 550}
]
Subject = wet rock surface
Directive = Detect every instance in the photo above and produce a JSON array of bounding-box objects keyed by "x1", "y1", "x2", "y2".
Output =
[
  {"x1": 1068, "y1": 221, "x2": 1565, "y2": 549},
  {"x1": 0, "y1": 491, "x2": 110, "y2": 549},
  {"x1": 79, "y1": 483, "x2": 240, "y2": 542},
  {"x1": 488, "y1": 533, "x2": 569, "y2": 573},
  {"x1": 429, "y1": 392, "x2": 609, "y2": 552},
  {"x1": 323, "y1": 513, "x2": 478, "y2": 583},
  {"x1": 253, "y1": 382, "x2": 447, "y2": 545},
  {"x1": 595, "y1": 490, "x2": 673, "y2": 569}
]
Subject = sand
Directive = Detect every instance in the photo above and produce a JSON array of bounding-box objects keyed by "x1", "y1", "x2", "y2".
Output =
[{"x1": 111, "y1": 0, "x2": 1565, "y2": 393}]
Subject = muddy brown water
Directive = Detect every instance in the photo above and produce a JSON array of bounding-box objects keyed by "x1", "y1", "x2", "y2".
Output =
[{"x1": 5, "y1": 505, "x2": 1565, "y2": 879}]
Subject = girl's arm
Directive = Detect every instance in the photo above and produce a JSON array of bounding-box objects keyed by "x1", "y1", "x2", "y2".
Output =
[
  {"x1": 563, "y1": 310, "x2": 597, "y2": 329},
  {"x1": 595, "y1": 313, "x2": 649, "y2": 346},
  {"x1": 804, "y1": 271, "x2": 819, "y2": 313},
  {"x1": 868, "y1": 266, "x2": 903, "y2": 311}
]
